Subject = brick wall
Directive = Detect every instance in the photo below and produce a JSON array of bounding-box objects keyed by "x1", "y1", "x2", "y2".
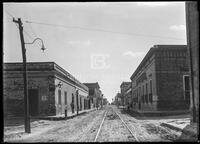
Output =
[
  {"x1": 155, "y1": 49, "x2": 190, "y2": 110},
  {"x1": 3, "y1": 72, "x2": 55, "y2": 117}
]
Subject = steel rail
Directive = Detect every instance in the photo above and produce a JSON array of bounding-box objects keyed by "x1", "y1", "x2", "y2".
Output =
[
  {"x1": 94, "y1": 110, "x2": 108, "y2": 142},
  {"x1": 113, "y1": 107, "x2": 139, "y2": 142}
]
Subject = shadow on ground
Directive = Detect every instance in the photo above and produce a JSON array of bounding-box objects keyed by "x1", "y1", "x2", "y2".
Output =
[
  {"x1": 119, "y1": 108, "x2": 190, "y2": 120},
  {"x1": 4, "y1": 117, "x2": 39, "y2": 127}
]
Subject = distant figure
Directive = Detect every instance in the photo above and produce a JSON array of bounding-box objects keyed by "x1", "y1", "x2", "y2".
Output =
[
  {"x1": 71, "y1": 102, "x2": 74, "y2": 113},
  {"x1": 65, "y1": 105, "x2": 68, "y2": 118},
  {"x1": 127, "y1": 103, "x2": 130, "y2": 111}
]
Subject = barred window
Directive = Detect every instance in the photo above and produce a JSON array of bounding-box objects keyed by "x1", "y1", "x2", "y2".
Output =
[
  {"x1": 58, "y1": 90, "x2": 61, "y2": 105},
  {"x1": 64, "y1": 91, "x2": 67, "y2": 105},
  {"x1": 146, "y1": 83, "x2": 148, "y2": 103}
]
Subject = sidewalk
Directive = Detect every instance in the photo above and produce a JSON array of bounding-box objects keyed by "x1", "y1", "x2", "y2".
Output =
[
  {"x1": 130, "y1": 109, "x2": 190, "y2": 117},
  {"x1": 35, "y1": 108, "x2": 97, "y2": 120}
]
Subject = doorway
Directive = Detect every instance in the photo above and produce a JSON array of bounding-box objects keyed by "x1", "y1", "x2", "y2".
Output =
[
  {"x1": 183, "y1": 75, "x2": 190, "y2": 108},
  {"x1": 28, "y1": 89, "x2": 39, "y2": 116}
]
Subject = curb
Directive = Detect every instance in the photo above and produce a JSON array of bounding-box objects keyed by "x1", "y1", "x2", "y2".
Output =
[
  {"x1": 37, "y1": 109, "x2": 96, "y2": 121},
  {"x1": 160, "y1": 123, "x2": 183, "y2": 132},
  {"x1": 160, "y1": 123, "x2": 197, "y2": 137}
]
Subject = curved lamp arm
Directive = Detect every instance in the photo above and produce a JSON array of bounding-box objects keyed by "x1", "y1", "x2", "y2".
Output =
[{"x1": 25, "y1": 38, "x2": 46, "y2": 52}]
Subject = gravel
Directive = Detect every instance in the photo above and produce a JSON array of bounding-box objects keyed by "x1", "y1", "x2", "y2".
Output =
[{"x1": 4, "y1": 105, "x2": 192, "y2": 142}]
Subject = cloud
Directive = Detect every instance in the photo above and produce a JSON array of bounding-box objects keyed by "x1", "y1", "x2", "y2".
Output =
[
  {"x1": 169, "y1": 25, "x2": 186, "y2": 31},
  {"x1": 136, "y1": 2, "x2": 178, "y2": 7},
  {"x1": 122, "y1": 51, "x2": 145, "y2": 58}
]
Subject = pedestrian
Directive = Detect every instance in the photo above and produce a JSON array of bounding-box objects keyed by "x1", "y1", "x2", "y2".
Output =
[
  {"x1": 127, "y1": 104, "x2": 130, "y2": 111},
  {"x1": 65, "y1": 105, "x2": 68, "y2": 118},
  {"x1": 71, "y1": 102, "x2": 74, "y2": 113}
]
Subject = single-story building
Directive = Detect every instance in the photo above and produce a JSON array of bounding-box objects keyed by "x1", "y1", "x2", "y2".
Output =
[{"x1": 3, "y1": 62, "x2": 90, "y2": 117}]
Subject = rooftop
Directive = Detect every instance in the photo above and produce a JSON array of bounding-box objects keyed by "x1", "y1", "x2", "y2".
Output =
[
  {"x1": 130, "y1": 45, "x2": 187, "y2": 80},
  {"x1": 3, "y1": 62, "x2": 88, "y2": 92}
]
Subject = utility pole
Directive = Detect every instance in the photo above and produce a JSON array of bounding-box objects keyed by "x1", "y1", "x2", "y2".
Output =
[{"x1": 13, "y1": 18, "x2": 31, "y2": 133}]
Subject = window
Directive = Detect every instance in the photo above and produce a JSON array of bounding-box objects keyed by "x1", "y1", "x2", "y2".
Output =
[
  {"x1": 139, "y1": 87, "x2": 141, "y2": 102},
  {"x1": 71, "y1": 93, "x2": 75, "y2": 113},
  {"x1": 64, "y1": 91, "x2": 67, "y2": 105},
  {"x1": 136, "y1": 89, "x2": 138, "y2": 102},
  {"x1": 142, "y1": 85, "x2": 145, "y2": 103},
  {"x1": 150, "y1": 80, "x2": 152, "y2": 94},
  {"x1": 149, "y1": 80, "x2": 153, "y2": 103},
  {"x1": 58, "y1": 90, "x2": 61, "y2": 105},
  {"x1": 80, "y1": 96, "x2": 82, "y2": 110},
  {"x1": 146, "y1": 83, "x2": 148, "y2": 103},
  {"x1": 72, "y1": 93, "x2": 74, "y2": 103}
]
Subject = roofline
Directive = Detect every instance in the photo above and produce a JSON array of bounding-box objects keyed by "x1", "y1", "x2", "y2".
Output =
[
  {"x1": 83, "y1": 82, "x2": 100, "y2": 88},
  {"x1": 4, "y1": 61, "x2": 55, "y2": 64},
  {"x1": 120, "y1": 81, "x2": 131, "y2": 87},
  {"x1": 130, "y1": 44, "x2": 187, "y2": 80},
  {"x1": 4, "y1": 61, "x2": 88, "y2": 91}
]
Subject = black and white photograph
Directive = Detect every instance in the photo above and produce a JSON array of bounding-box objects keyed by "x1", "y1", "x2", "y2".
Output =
[{"x1": 3, "y1": 1, "x2": 199, "y2": 142}]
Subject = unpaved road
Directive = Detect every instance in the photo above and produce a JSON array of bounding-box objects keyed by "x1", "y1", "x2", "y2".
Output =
[
  {"x1": 4, "y1": 105, "x2": 186, "y2": 142},
  {"x1": 96, "y1": 107, "x2": 136, "y2": 142}
]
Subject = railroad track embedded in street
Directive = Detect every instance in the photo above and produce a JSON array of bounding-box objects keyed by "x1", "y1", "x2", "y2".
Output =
[{"x1": 94, "y1": 106, "x2": 139, "y2": 142}]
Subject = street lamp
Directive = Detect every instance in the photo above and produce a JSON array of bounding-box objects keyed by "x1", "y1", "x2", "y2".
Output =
[
  {"x1": 24, "y1": 37, "x2": 46, "y2": 133},
  {"x1": 25, "y1": 37, "x2": 46, "y2": 52}
]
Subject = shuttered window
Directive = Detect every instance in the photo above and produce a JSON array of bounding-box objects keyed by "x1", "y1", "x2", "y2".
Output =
[
  {"x1": 64, "y1": 91, "x2": 67, "y2": 105},
  {"x1": 58, "y1": 90, "x2": 61, "y2": 105}
]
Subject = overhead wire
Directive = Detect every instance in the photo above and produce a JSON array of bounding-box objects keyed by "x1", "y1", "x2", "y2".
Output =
[
  {"x1": 25, "y1": 20, "x2": 185, "y2": 41},
  {"x1": 5, "y1": 10, "x2": 42, "y2": 48},
  {"x1": 26, "y1": 23, "x2": 42, "y2": 47}
]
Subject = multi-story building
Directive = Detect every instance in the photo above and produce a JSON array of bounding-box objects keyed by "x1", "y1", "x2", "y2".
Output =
[
  {"x1": 3, "y1": 62, "x2": 89, "y2": 117},
  {"x1": 120, "y1": 82, "x2": 131, "y2": 106},
  {"x1": 83, "y1": 82, "x2": 101, "y2": 109},
  {"x1": 130, "y1": 45, "x2": 190, "y2": 112},
  {"x1": 114, "y1": 93, "x2": 121, "y2": 106},
  {"x1": 124, "y1": 85, "x2": 132, "y2": 108}
]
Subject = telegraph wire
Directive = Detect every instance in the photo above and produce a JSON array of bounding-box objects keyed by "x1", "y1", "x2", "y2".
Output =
[
  {"x1": 25, "y1": 20, "x2": 185, "y2": 40},
  {"x1": 5, "y1": 10, "x2": 185, "y2": 41},
  {"x1": 5, "y1": 10, "x2": 41, "y2": 47},
  {"x1": 28, "y1": 23, "x2": 37, "y2": 38},
  {"x1": 5, "y1": 10, "x2": 14, "y2": 19},
  {"x1": 5, "y1": 10, "x2": 33, "y2": 40}
]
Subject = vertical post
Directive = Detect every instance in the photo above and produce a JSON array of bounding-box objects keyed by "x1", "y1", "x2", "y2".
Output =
[
  {"x1": 185, "y1": 2, "x2": 198, "y2": 123},
  {"x1": 13, "y1": 18, "x2": 31, "y2": 133}
]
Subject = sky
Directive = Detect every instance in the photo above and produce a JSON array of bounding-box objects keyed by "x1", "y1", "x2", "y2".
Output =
[{"x1": 3, "y1": 2, "x2": 187, "y2": 103}]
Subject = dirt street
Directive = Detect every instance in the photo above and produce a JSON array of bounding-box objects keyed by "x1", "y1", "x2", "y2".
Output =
[
  {"x1": 96, "y1": 107, "x2": 136, "y2": 142},
  {"x1": 4, "y1": 105, "x2": 189, "y2": 142}
]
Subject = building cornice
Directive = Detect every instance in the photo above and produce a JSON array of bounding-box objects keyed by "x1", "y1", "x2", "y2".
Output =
[{"x1": 130, "y1": 45, "x2": 187, "y2": 80}]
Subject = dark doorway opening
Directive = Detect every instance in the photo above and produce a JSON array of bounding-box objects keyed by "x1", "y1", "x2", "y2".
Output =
[
  {"x1": 28, "y1": 89, "x2": 39, "y2": 116},
  {"x1": 183, "y1": 75, "x2": 190, "y2": 109}
]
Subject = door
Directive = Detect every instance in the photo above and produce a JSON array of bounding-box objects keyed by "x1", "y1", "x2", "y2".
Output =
[
  {"x1": 28, "y1": 89, "x2": 39, "y2": 116},
  {"x1": 183, "y1": 75, "x2": 190, "y2": 108}
]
